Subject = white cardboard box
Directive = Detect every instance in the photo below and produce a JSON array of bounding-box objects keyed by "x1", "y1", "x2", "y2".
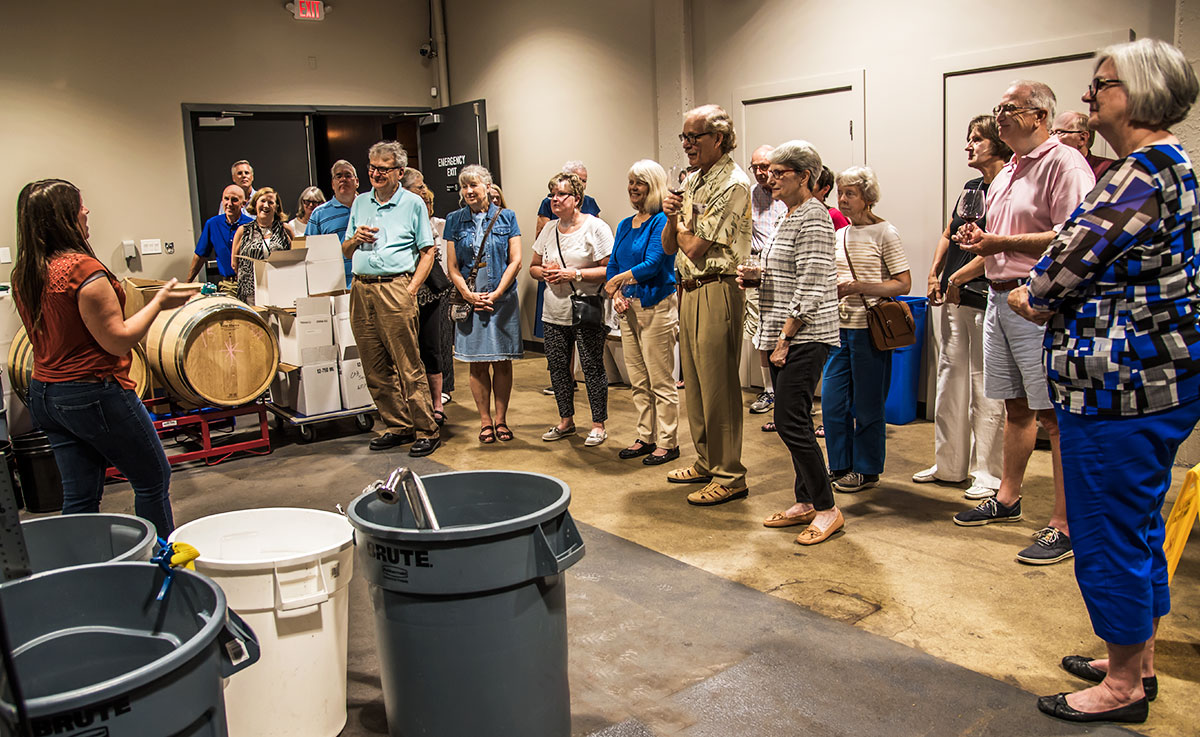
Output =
[
  {"x1": 333, "y1": 313, "x2": 356, "y2": 352},
  {"x1": 338, "y1": 345, "x2": 373, "y2": 409},
  {"x1": 249, "y1": 249, "x2": 309, "y2": 308},
  {"x1": 332, "y1": 293, "x2": 351, "y2": 315},
  {"x1": 272, "y1": 344, "x2": 341, "y2": 416},
  {"x1": 270, "y1": 297, "x2": 334, "y2": 366},
  {"x1": 304, "y1": 234, "x2": 347, "y2": 296}
]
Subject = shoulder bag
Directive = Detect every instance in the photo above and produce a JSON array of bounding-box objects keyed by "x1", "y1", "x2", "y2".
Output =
[
  {"x1": 555, "y1": 226, "x2": 604, "y2": 330},
  {"x1": 843, "y1": 239, "x2": 916, "y2": 351},
  {"x1": 449, "y1": 208, "x2": 503, "y2": 322}
]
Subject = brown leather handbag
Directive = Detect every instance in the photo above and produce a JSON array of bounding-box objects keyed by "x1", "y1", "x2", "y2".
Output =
[{"x1": 843, "y1": 244, "x2": 916, "y2": 351}]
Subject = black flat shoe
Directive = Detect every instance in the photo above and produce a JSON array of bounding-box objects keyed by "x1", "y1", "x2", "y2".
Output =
[
  {"x1": 370, "y1": 432, "x2": 416, "y2": 451},
  {"x1": 1037, "y1": 693, "x2": 1148, "y2": 724},
  {"x1": 643, "y1": 447, "x2": 680, "y2": 466},
  {"x1": 408, "y1": 437, "x2": 441, "y2": 457},
  {"x1": 619, "y1": 440, "x2": 656, "y2": 459},
  {"x1": 1061, "y1": 655, "x2": 1157, "y2": 701}
]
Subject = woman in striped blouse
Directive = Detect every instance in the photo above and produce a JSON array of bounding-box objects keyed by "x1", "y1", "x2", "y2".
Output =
[
  {"x1": 1009, "y1": 38, "x2": 1200, "y2": 725},
  {"x1": 747, "y1": 141, "x2": 842, "y2": 545}
]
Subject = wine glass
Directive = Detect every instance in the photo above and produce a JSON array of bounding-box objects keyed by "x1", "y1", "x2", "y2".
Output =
[
  {"x1": 957, "y1": 187, "x2": 986, "y2": 226},
  {"x1": 667, "y1": 165, "x2": 688, "y2": 196}
]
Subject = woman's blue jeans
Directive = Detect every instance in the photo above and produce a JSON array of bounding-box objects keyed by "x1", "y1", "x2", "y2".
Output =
[
  {"x1": 822, "y1": 328, "x2": 892, "y2": 476},
  {"x1": 28, "y1": 378, "x2": 173, "y2": 536}
]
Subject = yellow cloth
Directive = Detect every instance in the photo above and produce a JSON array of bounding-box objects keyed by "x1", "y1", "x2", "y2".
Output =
[{"x1": 1164, "y1": 463, "x2": 1200, "y2": 584}]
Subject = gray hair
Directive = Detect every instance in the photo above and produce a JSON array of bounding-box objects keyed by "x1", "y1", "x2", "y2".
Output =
[
  {"x1": 627, "y1": 159, "x2": 668, "y2": 215},
  {"x1": 562, "y1": 160, "x2": 587, "y2": 176},
  {"x1": 1011, "y1": 80, "x2": 1057, "y2": 124},
  {"x1": 367, "y1": 140, "x2": 408, "y2": 169},
  {"x1": 458, "y1": 164, "x2": 493, "y2": 189},
  {"x1": 836, "y1": 166, "x2": 881, "y2": 206},
  {"x1": 231, "y1": 159, "x2": 252, "y2": 173},
  {"x1": 400, "y1": 167, "x2": 423, "y2": 189},
  {"x1": 296, "y1": 186, "x2": 326, "y2": 214},
  {"x1": 1097, "y1": 38, "x2": 1199, "y2": 128},
  {"x1": 330, "y1": 159, "x2": 357, "y2": 178},
  {"x1": 688, "y1": 104, "x2": 737, "y2": 154},
  {"x1": 768, "y1": 140, "x2": 822, "y2": 192}
]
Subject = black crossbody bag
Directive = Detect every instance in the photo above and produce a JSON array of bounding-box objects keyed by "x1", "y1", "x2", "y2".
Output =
[{"x1": 554, "y1": 226, "x2": 604, "y2": 329}]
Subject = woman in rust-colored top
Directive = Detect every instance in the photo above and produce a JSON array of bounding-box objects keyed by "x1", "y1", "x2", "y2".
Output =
[{"x1": 13, "y1": 179, "x2": 192, "y2": 535}]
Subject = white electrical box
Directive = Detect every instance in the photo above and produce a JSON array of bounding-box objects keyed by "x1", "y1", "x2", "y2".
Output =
[{"x1": 140, "y1": 239, "x2": 162, "y2": 255}]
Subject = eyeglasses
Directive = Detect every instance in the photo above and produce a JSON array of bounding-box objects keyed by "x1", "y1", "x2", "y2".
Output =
[
  {"x1": 1087, "y1": 76, "x2": 1124, "y2": 97},
  {"x1": 303, "y1": 199, "x2": 323, "y2": 206},
  {"x1": 992, "y1": 104, "x2": 1041, "y2": 118},
  {"x1": 767, "y1": 168, "x2": 795, "y2": 179},
  {"x1": 1049, "y1": 129, "x2": 1087, "y2": 137},
  {"x1": 678, "y1": 131, "x2": 715, "y2": 145},
  {"x1": 749, "y1": 163, "x2": 770, "y2": 172},
  {"x1": 368, "y1": 164, "x2": 401, "y2": 174},
  {"x1": 549, "y1": 191, "x2": 576, "y2": 200}
]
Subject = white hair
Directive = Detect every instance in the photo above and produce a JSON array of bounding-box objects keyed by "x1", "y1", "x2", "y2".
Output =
[{"x1": 1097, "y1": 38, "x2": 1199, "y2": 128}]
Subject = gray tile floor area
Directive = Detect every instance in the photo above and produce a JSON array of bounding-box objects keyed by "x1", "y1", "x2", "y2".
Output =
[{"x1": 341, "y1": 520, "x2": 1145, "y2": 737}]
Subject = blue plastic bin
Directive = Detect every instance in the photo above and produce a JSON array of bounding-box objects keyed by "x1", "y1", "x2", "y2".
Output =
[{"x1": 885, "y1": 296, "x2": 928, "y2": 425}]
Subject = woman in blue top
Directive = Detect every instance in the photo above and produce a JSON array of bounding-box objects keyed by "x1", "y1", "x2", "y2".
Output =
[
  {"x1": 445, "y1": 165, "x2": 523, "y2": 444},
  {"x1": 604, "y1": 160, "x2": 680, "y2": 465},
  {"x1": 1008, "y1": 39, "x2": 1200, "y2": 725}
]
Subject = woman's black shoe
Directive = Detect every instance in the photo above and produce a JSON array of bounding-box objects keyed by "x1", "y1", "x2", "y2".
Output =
[
  {"x1": 618, "y1": 440, "x2": 656, "y2": 459},
  {"x1": 1061, "y1": 655, "x2": 1157, "y2": 701},
  {"x1": 643, "y1": 447, "x2": 680, "y2": 466},
  {"x1": 1037, "y1": 693, "x2": 1148, "y2": 724}
]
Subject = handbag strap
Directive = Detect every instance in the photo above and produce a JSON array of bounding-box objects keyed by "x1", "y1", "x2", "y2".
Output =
[
  {"x1": 462, "y1": 207, "x2": 503, "y2": 292},
  {"x1": 841, "y1": 233, "x2": 880, "y2": 310},
  {"x1": 554, "y1": 225, "x2": 584, "y2": 297}
]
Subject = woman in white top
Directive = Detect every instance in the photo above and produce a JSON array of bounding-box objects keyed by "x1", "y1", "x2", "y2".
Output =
[
  {"x1": 530, "y1": 172, "x2": 613, "y2": 446},
  {"x1": 822, "y1": 166, "x2": 911, "y2": 493},
  {"x1": 288, "y1": 186, "x2": 325, "y2": 236}
]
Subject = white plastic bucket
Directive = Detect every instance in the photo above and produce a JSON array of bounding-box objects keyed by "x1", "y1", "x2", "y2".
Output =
[{"x1": 170, "y1": 507, "x2": 354, "y2": 737}]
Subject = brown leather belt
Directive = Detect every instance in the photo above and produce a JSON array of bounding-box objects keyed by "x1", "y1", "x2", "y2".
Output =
[
  {"x1": 356, "y1": 273, "x2": 411, "y2": 284},
  {"x1": 679, "y1": 273, "x2": 735, "y2": 291},
  {"x1": 989, "y1": 279, "x2": 1022, "y2": 292}
]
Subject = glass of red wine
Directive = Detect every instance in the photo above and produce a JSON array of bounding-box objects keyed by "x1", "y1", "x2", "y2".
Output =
[{"x1": 957, "y1": 187, "x2": 986, "y2": 226}]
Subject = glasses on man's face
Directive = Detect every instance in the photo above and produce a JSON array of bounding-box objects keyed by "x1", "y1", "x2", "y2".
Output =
[
  {"x1": 678, "y1": 131, "x2": 715, "y2": 145},
  {"x1": 368, "y1": 164, "x2": 401, "y2": 175},
  {"x1": 1087, "y1": 77, "x2": 1124, "y2": 97},
  {"x1": 549, "y1": 191, "x2": 576, "y2": 201},
  {"x1": 992, "y1": 104, "x2": 1042, "y2": 118},
  {"x1": 749, "y1": 163, "x2": 770, "y2": 172}
]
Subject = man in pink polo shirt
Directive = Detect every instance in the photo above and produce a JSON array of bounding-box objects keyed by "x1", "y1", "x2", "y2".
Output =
[{"x1": 951, "y1": 80, "x2": 1095, "y2": 566}]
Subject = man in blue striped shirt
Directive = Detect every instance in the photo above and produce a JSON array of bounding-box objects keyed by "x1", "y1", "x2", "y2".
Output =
[{"x1": 307, "y1": 160, "x2": 360, "y2": 289}]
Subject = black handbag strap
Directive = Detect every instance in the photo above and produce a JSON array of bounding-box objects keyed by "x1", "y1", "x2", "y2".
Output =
[
  {"x1": 462, "y1": 207, "x2": 503, "y2": 292},
  {"x1": 554, "y1": 225, "x2": 585, "y2": 297}
]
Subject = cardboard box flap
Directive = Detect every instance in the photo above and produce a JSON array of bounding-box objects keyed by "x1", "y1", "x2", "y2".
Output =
[
  {"x1": 305, "y1": 233, "x2": 342, "y2": 260},
  {"x1": 295, "y1": 295, "x2": 332, "y2": 317},
  {"x1": 244, "y1": 247, "x2": 308, "y2": 265},
  {"x1": 300, "y1": 344, "x2": 338, "y2": 364},
  {"x1": 340, "y1": 344, "x2": 360, "y2": 362}
]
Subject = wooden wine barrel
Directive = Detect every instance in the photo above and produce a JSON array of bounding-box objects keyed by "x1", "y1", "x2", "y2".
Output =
[
  {"x1": 7, "y1": 326, "x2": 149, "y2": 405},
  {"x1": 145, "y1": 295, "x2": 279, "y2": 407}
]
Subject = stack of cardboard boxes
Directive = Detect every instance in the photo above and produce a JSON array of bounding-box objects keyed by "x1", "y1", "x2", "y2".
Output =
[{"x1": 261, "y1": 234, "x2": 374, "y2": 416}]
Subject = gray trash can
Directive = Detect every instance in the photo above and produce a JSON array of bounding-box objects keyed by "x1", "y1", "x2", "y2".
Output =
[
  {"x1": 21, "y1": 513, "x2": 156, "y2": 574},
  {"x1": 348, "y1": 469, "x2": 585, "y2": 737},
  {"x1": 0, "y1": 561, "x2": 261, "y2": 737}
]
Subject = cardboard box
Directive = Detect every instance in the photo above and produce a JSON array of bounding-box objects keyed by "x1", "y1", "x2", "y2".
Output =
[
  {"x1": 338, "y1": 345, "x2": 373, "y2": 410},
  {"x1": 269, "y1": 297, "x2": 333, "y2": 366},
  {"x1": 332, "y1": 293, "x2": 351, "y2": 315},
  {"x1": 272, "y1": 344, "x2": 341, "y2": 416},
  {"x1": 304, "y1": 234, "x2": 347, "y2": 296},
  {"x1": 333, "y1": 313, "x2": 356, "y2": 352},
  {"x1": 121, "y1": 278, "x2": 204, "y2": 318},
  {"x1": 247, "y1": 248, "x2": 308, "y2": 308}
]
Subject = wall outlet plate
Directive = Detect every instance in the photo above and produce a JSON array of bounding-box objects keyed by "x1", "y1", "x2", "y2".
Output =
[
  {"x1": 0, "y1": 248, "x2": 10, "y2": 264},
  {"x1": 140, "y1": 239, "x2": 162, "y2": 255}
]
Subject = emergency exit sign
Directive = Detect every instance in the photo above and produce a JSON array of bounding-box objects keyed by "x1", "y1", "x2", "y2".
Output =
[{"x1": 293, "y1": 0, "x2": 324, "y2": 21}]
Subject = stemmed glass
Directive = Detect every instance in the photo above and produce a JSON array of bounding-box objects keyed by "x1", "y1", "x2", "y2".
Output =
[
  {"x1": 957, "y1": 187, "x2": 986, "y2": 226},
  {"x1": 667, "y1": 165, "x2": 688, "y2": 196}
]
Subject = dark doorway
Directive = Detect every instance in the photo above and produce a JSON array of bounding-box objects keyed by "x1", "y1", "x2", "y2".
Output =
[{"x1": 312, "y1": 114, "x2": 419, "y2": 195}]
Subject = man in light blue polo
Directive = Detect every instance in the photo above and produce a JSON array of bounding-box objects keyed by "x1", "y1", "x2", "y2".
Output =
[
  {"x1": 308, "y1": 159, "x2": 360, "y2": 288},
  {"x1": 343, "y1": 141, "x2": 440, "y2": 456}
]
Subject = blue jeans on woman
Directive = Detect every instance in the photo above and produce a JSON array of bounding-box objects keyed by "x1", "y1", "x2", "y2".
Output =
[
  {"x1": 29, "y1": 378, "x2": 173, "y2": 536},
  {"x1": 822, "y1": 328, "x2": 891, "y2": 476}
]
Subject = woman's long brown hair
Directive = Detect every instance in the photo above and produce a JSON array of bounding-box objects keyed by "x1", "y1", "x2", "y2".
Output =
[{"x1": 13, "y1": 179, "x2": 98, "y2": 333}]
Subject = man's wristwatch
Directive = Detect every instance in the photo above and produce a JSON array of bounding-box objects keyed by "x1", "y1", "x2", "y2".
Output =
[{"x1": 574, "y1": 269, "x2": 583, "y2": 282}]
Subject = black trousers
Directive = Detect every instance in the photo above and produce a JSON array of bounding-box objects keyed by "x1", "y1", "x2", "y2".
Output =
[
  {"x1": 544, "y1": 322, "x2": 608, "y2": 423},
  {"x1": 771, "y1": 341, "x2": 834, "y2": 510}
]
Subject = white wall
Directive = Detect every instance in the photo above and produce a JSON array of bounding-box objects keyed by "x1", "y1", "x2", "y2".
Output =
[
  {"x1": 444, "y1": 0, "x2": 659, "y2": 339},
  {"x1": 0, "y1": 0, "x2": 436, "y2": 282}
]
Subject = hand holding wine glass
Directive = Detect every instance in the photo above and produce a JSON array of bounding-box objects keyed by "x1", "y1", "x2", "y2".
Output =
[{"x1": 957, "y1": 187, "x2": 986, "y2": 226}]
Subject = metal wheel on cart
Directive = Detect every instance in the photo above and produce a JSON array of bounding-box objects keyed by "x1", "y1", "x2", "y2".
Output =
[
  {"x1": 354, "y1": 413, "x2": 375, "y2": 432},
  {"x1": 298, "y1": 423, "x2": 317, "y2": 444}
]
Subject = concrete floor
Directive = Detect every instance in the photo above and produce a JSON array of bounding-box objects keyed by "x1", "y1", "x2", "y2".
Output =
[{"x1": 20, "y1": 356, "x2": 1199, "y2": 735}]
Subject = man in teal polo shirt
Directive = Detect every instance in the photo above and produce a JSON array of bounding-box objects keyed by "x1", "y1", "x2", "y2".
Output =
[{"x1": 343, "y1": 141, "x2": 440, "y2": 456}]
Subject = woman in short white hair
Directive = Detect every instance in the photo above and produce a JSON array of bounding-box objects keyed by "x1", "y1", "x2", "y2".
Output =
[{"x1": 822, "y1": 166, "x2": 911, "y2": 493}]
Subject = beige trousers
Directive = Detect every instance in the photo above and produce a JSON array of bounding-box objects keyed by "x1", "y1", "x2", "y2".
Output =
[
  {"x1": 350, "y1": 276, "x2": 438, "y2": 439},
  {"x1": 679, "y1": 277, "x2": 746, "y2": 487},
  {"x1": 620, "y1": 294, "x2": 680, "y2": 448}
]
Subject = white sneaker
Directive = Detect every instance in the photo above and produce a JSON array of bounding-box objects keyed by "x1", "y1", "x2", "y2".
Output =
[
  {"x1": 964, "y1": 484, "x2": 998, "y2": 500},
  {"x1": 912, "y1": 466, "x2": 939, "y2": 483},
  {"x1": 584, "y1": 429, "x2": 607, "y2": 446}
]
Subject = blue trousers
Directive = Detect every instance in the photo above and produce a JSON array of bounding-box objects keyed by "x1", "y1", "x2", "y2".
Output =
[
  {"x1": 1057, "y1": 396, "x2": 1200, "y2": 645},
  {"x1": 29, "y1": 378, "x2": 174, "y2": 537},
  {"x1": 822, "y1": 328, "x2": 891, "y2": 475}
]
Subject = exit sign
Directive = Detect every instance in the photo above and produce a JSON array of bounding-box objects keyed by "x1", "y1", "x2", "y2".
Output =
[{"x1": 293, "y1": 0, "x2": 324, "y2": 21}]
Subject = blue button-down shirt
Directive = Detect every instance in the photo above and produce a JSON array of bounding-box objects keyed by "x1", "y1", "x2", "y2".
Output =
[
  {"x1": 345, "y1": 187, "x2": 433, "y2": 276},
  {"x1": 195, "y1": 212, "x2": 252, "y2": 277},
  {"x1": 308, "y1": 198, "x2": 354, "y2": 288}
]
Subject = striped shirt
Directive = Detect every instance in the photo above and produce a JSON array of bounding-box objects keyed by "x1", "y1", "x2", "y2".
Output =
[
  {"x1": 751, "y1": 182, "x2": 787, "y2": 255},
  {"x1": 1027, "y1": 143, "x2": 1200, "y2": 417},
  {"x1": 834, "y1": 221, "x2": 909, "y2": 329},
  {"x1": 755, "y1": 198, "x2": 839, "y2": 350}
]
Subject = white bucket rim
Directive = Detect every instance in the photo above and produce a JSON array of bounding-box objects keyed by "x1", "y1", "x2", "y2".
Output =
[{"x1": 169, "y1": 507, "x2": 352, "y2": 571}]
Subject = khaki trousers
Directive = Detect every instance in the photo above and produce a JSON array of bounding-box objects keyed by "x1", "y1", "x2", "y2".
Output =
[
  {"x1": 621, "y1": 294, "x2": 680, "y2": 448},
  {"x1": 679, "y1": 277, "x2": 746, "y2": 487},
  {"x1": 350, "y1": 276, "x2": 438, "y2": 439}
]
